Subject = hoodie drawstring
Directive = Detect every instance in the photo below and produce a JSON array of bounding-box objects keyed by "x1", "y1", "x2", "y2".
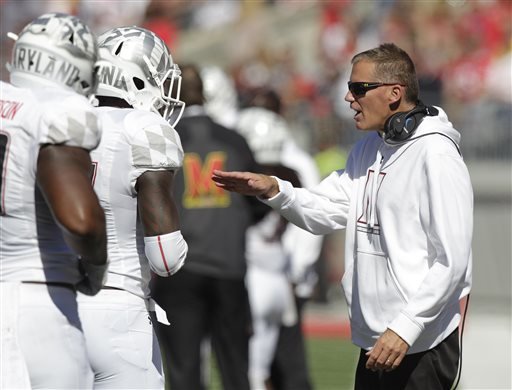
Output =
[{"x1": 368, "y1": 148, "x2": 383, "y2": 229}]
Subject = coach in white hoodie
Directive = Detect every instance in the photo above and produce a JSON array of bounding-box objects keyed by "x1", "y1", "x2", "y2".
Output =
[{"x1": 212, "y1": 43, "x2": 473, "y2": 390}]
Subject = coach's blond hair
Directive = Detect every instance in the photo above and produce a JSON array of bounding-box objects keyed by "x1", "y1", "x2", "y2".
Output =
[{"x1": 352, "y1": 43, "x2": 419, "y2": 104}]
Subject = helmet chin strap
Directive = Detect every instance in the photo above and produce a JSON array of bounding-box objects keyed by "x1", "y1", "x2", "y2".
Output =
[
  {"x1": 89, "y1": 95, "x2": 99, "y2": 106},
  {"x1": 125, "y1": 78, "x2": 165, "y2": 114},
  {"x1": 125, "y1": 86, "x2": 137, "y2": 107}
]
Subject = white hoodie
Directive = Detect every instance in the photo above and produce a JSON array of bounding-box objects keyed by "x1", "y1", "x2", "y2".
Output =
[{"x1": 261, "y1": 107, "x2": 473, "y2": 354}]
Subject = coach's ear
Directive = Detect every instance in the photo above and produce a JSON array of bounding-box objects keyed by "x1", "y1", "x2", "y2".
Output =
[{"x1": 388, "y1": 84, "x2": 404, "y2": 105}]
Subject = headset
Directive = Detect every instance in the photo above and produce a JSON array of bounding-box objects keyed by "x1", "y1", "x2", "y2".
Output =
[{"x1": 383, "y1": 101, "x2": 439, "y2": 143}]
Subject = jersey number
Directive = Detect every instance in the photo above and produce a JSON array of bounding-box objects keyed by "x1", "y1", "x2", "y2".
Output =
[
  {"x1": 0, "y1": 131, "x2": 11, "y2": 215},
  {"x1": 90, "y1": 161, "x2": 98, "y2": 186}
]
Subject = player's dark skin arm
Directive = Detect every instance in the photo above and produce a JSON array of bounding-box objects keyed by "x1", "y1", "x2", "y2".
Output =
[
  {"x1": 36, "y1": 144, "x2": 107, "y2": 266},
  {"x1": 136, "y1": 170, "x2": 180, "y2": 236}
]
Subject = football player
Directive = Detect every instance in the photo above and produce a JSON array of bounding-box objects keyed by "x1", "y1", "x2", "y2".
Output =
[
  {"x1": 150, "y1": 64, "x2": 269, "y2": 390},
  {"x1": 76, "y1": 26, "x2": 188, "y2": 389},
  {"x1": 200, "y1": 64, "x2": 239, "y2": 129},
  {"x1": 0, "y1": 13, "x2": 107, "y2": 389}
]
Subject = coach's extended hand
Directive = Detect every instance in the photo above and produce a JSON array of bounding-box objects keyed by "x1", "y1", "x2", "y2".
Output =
[{"x1": 212, "y1": 169, "x2": 280, "y2": 199}]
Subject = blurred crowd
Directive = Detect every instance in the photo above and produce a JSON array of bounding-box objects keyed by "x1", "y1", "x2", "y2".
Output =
[{"x1": 1, "y1": 0, "x2": 510, "y2": 162}]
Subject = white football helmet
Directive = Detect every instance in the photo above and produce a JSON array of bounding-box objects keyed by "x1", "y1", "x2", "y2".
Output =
[
  {"x1": 236, "y1": 107, "x2": 290, "y2": 165},
  {"x1": 200, "y1": 65, "x2": 238, "y2": 128},
  {"x1": 96, "y1": 26, "x2": 184, "y2": 126},
  {"x1": 8, "y1": 12, "x2": 98, "y2": 96}
]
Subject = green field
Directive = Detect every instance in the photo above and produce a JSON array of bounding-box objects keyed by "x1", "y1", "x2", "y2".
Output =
[
  {"x1": 209, "y1": 336, "x2": 359, "y2": 390},
  {"x1": 307, "y1": 337, "x2": 359, "y2": 390}
]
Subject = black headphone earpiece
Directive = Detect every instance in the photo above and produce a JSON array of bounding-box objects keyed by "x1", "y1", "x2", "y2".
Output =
[{"x1": 384, "y1": 102, "x2": 439, "y2": 143}]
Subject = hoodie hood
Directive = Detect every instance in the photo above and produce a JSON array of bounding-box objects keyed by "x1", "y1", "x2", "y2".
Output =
[
  {"x1": 383, "y1": 106, "x2": 461, "y2": 149},
  {"x1": 413, "y1": 106, "x2": 461, "y2": 146}
]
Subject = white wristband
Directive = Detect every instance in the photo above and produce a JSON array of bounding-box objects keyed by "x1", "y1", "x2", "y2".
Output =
[{"x1": 144, "y1": 231, "x2": 188, "y2": 277}]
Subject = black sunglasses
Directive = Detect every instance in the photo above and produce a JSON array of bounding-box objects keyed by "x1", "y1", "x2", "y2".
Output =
[{"x1": 347, "y1": 81, "x2": 403, "y2": 97}]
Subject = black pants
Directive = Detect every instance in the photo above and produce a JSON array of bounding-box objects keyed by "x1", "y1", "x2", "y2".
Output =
[
  {"x1": 151, "y1": 269, "x2": 252, "y2": 390},
  {"x1": 270, "y1": 296, "x2": 313, "y2": 390},
  {"x1": 355, "y1": 329, "x2": 460, "y2": 390}
]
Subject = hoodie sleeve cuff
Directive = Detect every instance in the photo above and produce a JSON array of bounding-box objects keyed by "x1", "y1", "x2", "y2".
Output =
[
  {"x1": 258, "y1": 177, "x2": 295, "y2": 208},
  {"x1": 388, "y1": 312, "x2": 423, "y2": 347}
]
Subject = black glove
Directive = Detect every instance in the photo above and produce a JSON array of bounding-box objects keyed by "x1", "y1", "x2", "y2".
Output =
[{"x1": 76, "y1": 259, "x2": 108, "y2": 296}]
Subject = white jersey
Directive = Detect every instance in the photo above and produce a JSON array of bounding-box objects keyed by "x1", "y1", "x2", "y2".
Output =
[
  {"x1": 91, "y1": 106, "x2": 184, "y2": 299},
  {"x1": 245, "y1": 211, "x2": 297, "y2": 390},
  {"x1": 262, "y1": 107, "x2": 473, "y2": 354},
  {"x1": 0, "y1": 81, "x2": 102, "y2": 284},
  {"x1": 246, "y1": 139, "x2": 322, "y2": 275},
  {"x1": 246, "y1": 212, "x2": 289, "y2": 272}
]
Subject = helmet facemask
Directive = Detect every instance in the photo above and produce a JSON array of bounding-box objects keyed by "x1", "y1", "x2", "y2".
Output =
[{"x1": 147, "y1": 58, "x2": 184, "y2": 127}]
